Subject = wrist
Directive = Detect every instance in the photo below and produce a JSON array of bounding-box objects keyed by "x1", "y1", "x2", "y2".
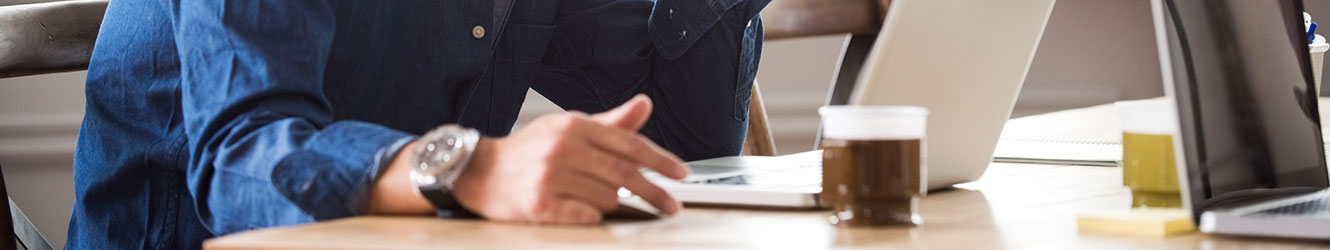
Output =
[
  {"x1": 451, "y1": 137, "x2": 496, "y2": 212},
  {"x1": 368, "y1": 141, "x2": 434, "y2": 215},
  {"x1": 408, "y1": 125, "x2": 481, "y2": 216},
  {"x1": 368, "y1": 130, "x2": 494, "y2": 216}
]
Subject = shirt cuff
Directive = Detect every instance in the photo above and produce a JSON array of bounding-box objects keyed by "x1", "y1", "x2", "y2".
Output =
[{"x1": 270, "y1": 121, "x2": 415, "y2": 220}]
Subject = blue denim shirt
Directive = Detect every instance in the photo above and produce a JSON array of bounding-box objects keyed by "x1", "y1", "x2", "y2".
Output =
[{"x1": 68, "y1": 0, "x2": 767, "y2": 249}]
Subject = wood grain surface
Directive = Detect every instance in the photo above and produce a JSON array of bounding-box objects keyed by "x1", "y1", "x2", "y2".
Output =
[{"x1": 205, "y1": 163, "x2": 1330, "y2": 249}]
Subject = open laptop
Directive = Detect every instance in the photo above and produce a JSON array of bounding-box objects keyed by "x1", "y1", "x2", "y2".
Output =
[
  {"x1": 646, "y1": 0, "x2": 1059, "y2": 208},
  {"x1": 1152, "y1": 0, "x2": 1330, "y2": 240}
]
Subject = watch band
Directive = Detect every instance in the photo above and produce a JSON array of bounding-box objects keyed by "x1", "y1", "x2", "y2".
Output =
[
  {"x1": 410, "y1": 124, "x2": 482, "y2": 218},
  {"x1": 418, "y1": 184, "x2": 477, "y2": 218}
]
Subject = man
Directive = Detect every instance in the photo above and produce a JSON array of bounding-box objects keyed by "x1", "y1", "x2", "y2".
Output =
[{"x1": 67, "y1": 0, "x2": 768, "y2": 249}]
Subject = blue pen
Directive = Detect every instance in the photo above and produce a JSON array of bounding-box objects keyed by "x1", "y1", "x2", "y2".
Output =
[{"x1": 1310, "y1": 22, "x2": 1318, "y2": 45}]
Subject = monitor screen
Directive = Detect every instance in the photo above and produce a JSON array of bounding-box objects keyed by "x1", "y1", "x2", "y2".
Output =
[{"x1": 1156, "y1": 0, "x2": 1329, "y2": 216}]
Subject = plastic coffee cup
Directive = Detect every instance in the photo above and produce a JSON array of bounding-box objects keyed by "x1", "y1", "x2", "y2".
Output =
[
  {"x1": 818, "y1": 105, "x2": 928, "y2": 226},
  {"x1": 1311, "y1": 43, "x2": 1327, "y2": 95},
  {"x1": 1115, "y1": 99, "x2": 1182, "y2": 208}
]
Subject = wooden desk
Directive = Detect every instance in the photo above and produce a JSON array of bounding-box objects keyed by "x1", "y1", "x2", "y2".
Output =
[{"x1": 204, "y1": 163, "x2": 1327, "y2": 249}]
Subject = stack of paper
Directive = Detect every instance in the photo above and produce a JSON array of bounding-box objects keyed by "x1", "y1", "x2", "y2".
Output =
[
  {"x1": 993, "y1": 103, "x2": 1122, "y2": 166},
  {"x1": 995, "y1": 97, "x2": 1330, "y2": 167}
]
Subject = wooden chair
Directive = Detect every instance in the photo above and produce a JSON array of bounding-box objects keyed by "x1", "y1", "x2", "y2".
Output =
[
  {"x1": 740, "y1": 0, "x2": 893, "y2": 156},
  {"x1": 0, "y1": 1, "x2": 108, "y2": 249},
  {"x1": 0, "y1": 0, "x2": 106, "y2": 78},
  {"x1": 741, "y1": 83, "x2": 777, "y2": 156}
]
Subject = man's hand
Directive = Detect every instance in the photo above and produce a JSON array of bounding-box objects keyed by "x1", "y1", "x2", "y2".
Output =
[
  {"x1": 368, "y1": 94, "x2": 690, "y2": 225},
  {"x1": 454, "y1": 94, "x2": 689, "y2": 225}
]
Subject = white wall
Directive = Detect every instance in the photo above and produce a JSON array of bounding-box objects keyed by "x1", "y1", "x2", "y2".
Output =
[{"x1": 3, "y1": 0, "x2": 1330, "y2": 249}]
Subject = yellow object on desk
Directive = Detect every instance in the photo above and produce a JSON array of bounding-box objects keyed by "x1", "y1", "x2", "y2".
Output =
[
  {"x1": 1120, "y1": 132, "x2": 1182, "y2": 208},
  {"x1": 1116, "y1": 99, "x2": 1184, "y2": 209},
  {"x1": 1077, "y1": 208, "x2": 1195, "y2": 237}
]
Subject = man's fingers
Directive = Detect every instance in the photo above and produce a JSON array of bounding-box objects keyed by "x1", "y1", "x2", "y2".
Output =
[
  {"x1": 633, "y1": 135, "x2": 689, "y2": 178},
  {"x1": 590, "y1": 94, "x2": 653, "y2": 131},
  {"x1": 621, "y1": 170, "x2": 681, "y2": 215},
  {"x1": 554, "y1": 172, "x2": 621, "y2": 213},
  {"x1": 584, "y1": 129, "x2": 689, "y2": 179},
  {"x1": 565, "y1": 148, "x2": 638, "y2": 185}
]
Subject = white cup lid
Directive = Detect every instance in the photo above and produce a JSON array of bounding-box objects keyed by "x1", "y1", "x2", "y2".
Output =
[{"x1": 819, "y1": 105, "x2": 929, "y2": 140}]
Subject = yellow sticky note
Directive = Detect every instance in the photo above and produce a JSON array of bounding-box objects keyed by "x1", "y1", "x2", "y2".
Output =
[{"x1": 1077, "y1": 208, "x2": 1196, "y2": 237}]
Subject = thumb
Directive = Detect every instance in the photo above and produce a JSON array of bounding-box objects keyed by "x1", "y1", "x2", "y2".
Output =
[{"x1": 590, "y1": 94, "x2": 653, "y2": 131}]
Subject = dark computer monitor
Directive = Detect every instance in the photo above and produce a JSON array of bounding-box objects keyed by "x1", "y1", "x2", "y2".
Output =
[{"x1": 1157, "y1": 0, "x2": 1330, "y2": 219}]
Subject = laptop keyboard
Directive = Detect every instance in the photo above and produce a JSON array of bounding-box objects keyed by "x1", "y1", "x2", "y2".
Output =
[{"x1": 1252, "y1": 195, "x2": 1330, "y2": 218}]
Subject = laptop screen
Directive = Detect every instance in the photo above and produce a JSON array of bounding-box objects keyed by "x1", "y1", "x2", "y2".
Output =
[{"x1": 1157, "y1": 0, "x2": 1329, "y2": 214}]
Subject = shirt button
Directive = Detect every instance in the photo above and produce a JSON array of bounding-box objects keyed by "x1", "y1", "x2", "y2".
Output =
[{"x1": 472, "y1": 26, "x2": 485, "y2": 39}]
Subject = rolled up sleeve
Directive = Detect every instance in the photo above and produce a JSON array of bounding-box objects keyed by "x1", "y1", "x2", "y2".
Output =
[{"x1": 173, "y1": 0, "x2": 414, "y2": 235}]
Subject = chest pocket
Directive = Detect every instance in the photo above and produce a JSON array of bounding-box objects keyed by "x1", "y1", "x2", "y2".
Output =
[{"x1": 495, "y1": 24, "x2": 555, "y2": 63}]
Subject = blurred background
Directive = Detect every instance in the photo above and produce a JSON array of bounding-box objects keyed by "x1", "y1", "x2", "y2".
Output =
[{"x1": 1, "y1": 0, "x2": 1328, "y2": 248}]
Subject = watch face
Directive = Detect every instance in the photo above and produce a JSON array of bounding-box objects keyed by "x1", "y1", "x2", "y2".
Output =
[
  {"x1": 418, "y1": 133, "x2": 463, "y2": 175},
  {"x1": 412, "y1": 125, "x2": 479, "y2": 188}
]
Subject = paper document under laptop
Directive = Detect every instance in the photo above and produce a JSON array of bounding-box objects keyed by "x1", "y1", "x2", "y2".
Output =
[
  {"x1": 992, "y1": 98, "x2": 1330, "y2": 167},
  {"x1": 993, "y1": 103, "x2": 1122, "y2": 166}
]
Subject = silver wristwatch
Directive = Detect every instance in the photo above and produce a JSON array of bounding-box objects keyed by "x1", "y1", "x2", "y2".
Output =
[{"x1": 409, "y1": 124, "x2": 480, "y2": 213}]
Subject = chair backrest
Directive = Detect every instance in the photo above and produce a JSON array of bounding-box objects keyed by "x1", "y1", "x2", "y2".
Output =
[
  {"x1": 0, "y1": 0, "x2": 108, "y2": 78},
  {"x1": 761, "y1": 0, "x2": 889, "y2": 40}
]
